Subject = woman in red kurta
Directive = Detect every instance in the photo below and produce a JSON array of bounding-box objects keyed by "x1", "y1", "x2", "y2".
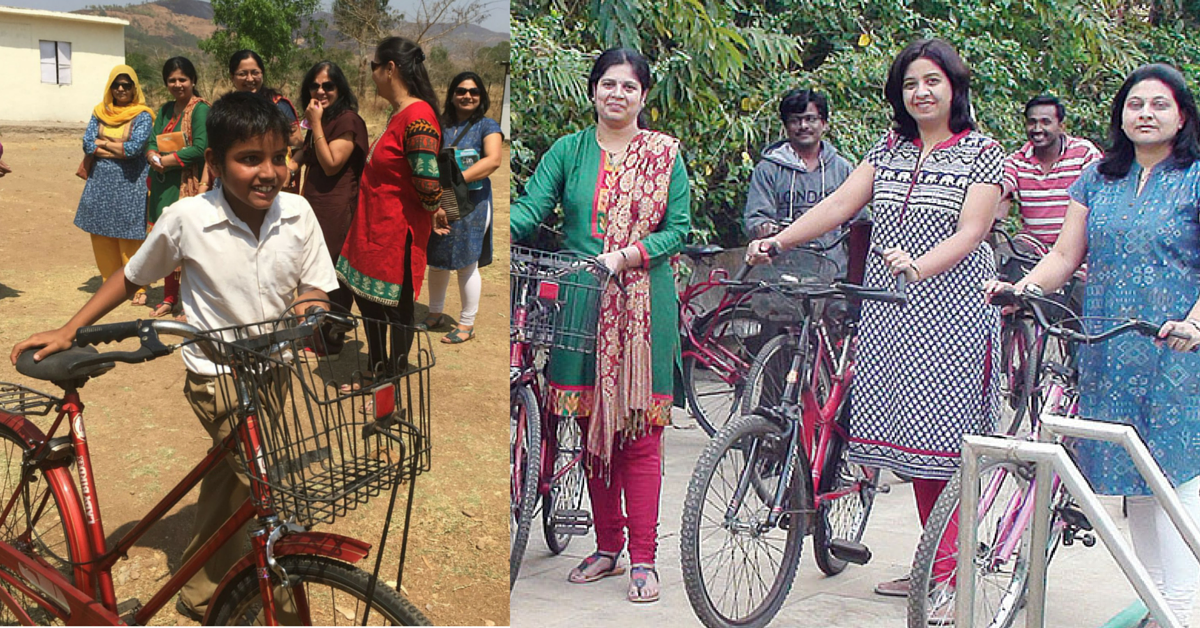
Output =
[{"x1": 337, "y1": 36, "x2": 446, "y2": 376}]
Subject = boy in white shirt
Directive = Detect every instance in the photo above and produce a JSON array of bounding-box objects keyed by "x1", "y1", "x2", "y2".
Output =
[{"x1": 11, "y1": 90, "x2": 338, "y2": 619}]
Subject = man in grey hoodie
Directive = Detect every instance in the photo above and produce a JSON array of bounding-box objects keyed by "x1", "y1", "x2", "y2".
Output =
[{"x1": 744, "y1": 88, "x2": 857, "y2": 274}]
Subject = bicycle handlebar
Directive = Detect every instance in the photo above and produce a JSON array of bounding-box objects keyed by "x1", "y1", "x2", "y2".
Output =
[
  {"x1": 734, "y1": 242, "x2": 908, "y2": 304},
  {"x1": 991, "y1": 288, "x2": 1197, "y2": 351}
]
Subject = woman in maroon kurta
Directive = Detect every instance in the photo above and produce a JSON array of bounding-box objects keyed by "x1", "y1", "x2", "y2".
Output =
[{"x1": 336, "y1": 37, "x2": 445, "y2": 375}]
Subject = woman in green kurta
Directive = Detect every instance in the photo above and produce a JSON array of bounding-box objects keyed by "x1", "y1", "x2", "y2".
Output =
[
  {"x1": 511, "y1": 48, "x2": 690, "y2": 603},
  {"x1": 146, "y1": 57, "x2": 210, "y2": 318}
]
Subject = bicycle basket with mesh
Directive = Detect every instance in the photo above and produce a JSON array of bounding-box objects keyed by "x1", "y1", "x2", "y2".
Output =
[
  {"x1": 197, "y1": 312, "x2": 433, "y2": 527},
  {"x1": 743, "y1": 247, "x2": 840, "y2": 320},
  {"x1": 510, "y1": 245, "x2": 606, "y2": 353}
]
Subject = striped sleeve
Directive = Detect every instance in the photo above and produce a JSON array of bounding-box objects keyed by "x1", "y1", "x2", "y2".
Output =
[{"x1": 403, "y1": 117, "x2": 442, "y2": 212}]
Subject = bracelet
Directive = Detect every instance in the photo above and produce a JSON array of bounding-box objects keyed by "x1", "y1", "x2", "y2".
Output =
[
  {"x1": 313, "y1": 135, "x2": 325, "y2": 143},
  {"x1": 618, "y1": 249, "x2": 630, "y2": 265},
  {"x1": 1186, "y1": 319, "x2": 1200, "y2": 333},
  {"x1": 909, "y1": 261, "x2": 922, "y2": 282}
]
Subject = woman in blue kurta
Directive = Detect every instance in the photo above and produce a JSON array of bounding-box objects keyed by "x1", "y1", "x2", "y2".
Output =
[
  {"x1": 422, "y1": 72, "x2": 504, "y2": 343},
  {"x1": 75, "y1": 65, "x2": 155, "y2": 307},
  {"x1": 1005, "y1": 64, "x2": 1200, "y2": 626},
  {"x1": 511, "y1": 48, "x2": 690, "y2": 603}
]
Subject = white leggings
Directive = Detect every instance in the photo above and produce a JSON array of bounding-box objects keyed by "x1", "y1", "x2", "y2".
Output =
[
  {"x1": 427, "y1": 263, "x2": 481, "y2": 327},
  {"x1": 1128, "y1": 475, "x2": 1200, "y2": 627}
]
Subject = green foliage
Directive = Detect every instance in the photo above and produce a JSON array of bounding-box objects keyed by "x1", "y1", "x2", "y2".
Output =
[
  {"x1": 200, "y1": 0, "x2": 327, "y2": 79},
  {"x1": 512, "y1": 0, "x2": 1200, "y2": 246}
]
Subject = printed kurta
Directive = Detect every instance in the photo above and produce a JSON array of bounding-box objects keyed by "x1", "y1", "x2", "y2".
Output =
[
  {"x1": 74, "y1": 112, "x2": 153, "y2": 240},
  {"x1": 427, "y1": 116, "x2": 503, "y2": 270}
]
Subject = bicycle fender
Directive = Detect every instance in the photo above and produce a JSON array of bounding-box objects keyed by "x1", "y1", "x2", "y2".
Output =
[{"x1": 205, "y1": 532, "x2": 372, "y2": 623}]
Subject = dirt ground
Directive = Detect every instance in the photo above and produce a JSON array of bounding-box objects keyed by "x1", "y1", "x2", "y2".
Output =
[{"x1": 0, "y1": 127, "x2": 509, "y2": 625}]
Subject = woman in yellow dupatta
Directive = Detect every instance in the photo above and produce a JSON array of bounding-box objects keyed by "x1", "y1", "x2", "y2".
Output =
[
  {"x1": 74, "y1": 64, "x2": 156, "y2": 306},
  {"x1": 510, "y1": 48, "x2": 691, "y2": 603}
]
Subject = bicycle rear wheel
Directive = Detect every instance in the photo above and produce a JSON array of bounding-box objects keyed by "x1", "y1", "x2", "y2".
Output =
[
  {"x1": 683, "y1": 308, "x2": 769, "y2": 435},
  {"x1": 907, "y1": 460, "x2": 1054, "y2": 628},
  {"x1": 681, "y1": 413, "x2": 810, "y2": 628},
  {"x1": 0, "y1": 423, "x2": 80, "y2": 625},
  {"x1": 812, "y1": 422, "x2": 877, "y2": 576},
  {"x1": 210, "y1": 554, "x2": 429, "y2": 625},
  {"x1": 739, "y1": 334, "x2": 795, "y2": 416},
  {"x1": 510, "y1": 384, "x2": 541, "y2": 588},
  {"x1": 542, "y1": 415, "x2": 586, "y2": 554}
]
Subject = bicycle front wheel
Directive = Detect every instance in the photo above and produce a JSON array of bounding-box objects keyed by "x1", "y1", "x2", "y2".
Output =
[
  {"x1": 681, "y1": 413, "x2": 811, "y2": 628},
  {"x1": 907, "y1": 460, "x2": 1053, "y2": 628},
  {"x1": 210, "y1": 555, "x2": 430, "y2": 625},
  {"x1": 510, "y1": 384, "x2": 541, "y2": 587},
  {"x1": 542, "y1": 414, "x2": 586, "y2": 554}
]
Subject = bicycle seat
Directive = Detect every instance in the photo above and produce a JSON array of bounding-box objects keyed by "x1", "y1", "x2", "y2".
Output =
[
  {"x1": 16, "y1": 347, "x2": 114, "y2": 384},
  {"x1": 682, "y1": 244, "x2": 725, "y2": 259}
]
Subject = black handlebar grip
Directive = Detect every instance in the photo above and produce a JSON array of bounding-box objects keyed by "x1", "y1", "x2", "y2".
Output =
[
  {"x1": 893, "y1": 270, "x2": 908, "y2": 297},
  {"x1": 75, "y1": 321, "x2": 142, "y2": 346}
]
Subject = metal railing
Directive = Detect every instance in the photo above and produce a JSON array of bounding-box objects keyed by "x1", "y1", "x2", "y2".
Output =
[{"x1": 956, "y1": 415, "x2": 1200, "y2": 628}]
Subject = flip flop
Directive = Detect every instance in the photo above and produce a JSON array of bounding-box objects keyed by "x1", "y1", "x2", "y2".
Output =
[
  {"x1": 441, "y1": 327, "x2": 474, "y2": 344},
  {"x1": 627, "y1": 564, "x2": 660, "y2": 603},
  {"x1": 567, "y1": 551, "x2": 623, "y2": 584},
  {"x1": 151, "y1": 301, "x2": 175, "y2": 318},
  {"x1": 130, "y1": 292, "x2": 147, "y2": 306}
]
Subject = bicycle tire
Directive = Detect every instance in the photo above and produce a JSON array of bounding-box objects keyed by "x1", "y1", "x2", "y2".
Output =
[
  {"x1": 542, "y1": 415, "x2": 586, "y2": 555},
  {"x1": 681, "y1": 413, "x2": 810, "y2": 628},
  {"x1": 739, "y1": 334, "x2": 794, "y2": 417},
  {"x1": 683, "y1": 308, "x2": 770, "y2": 435},
  {"x1": 0, "y1": 423, "x2": 81, "y2": 625},
  {"x1": 209, "y1": 554, "x2": 430, "y2": 625},
  {"x1": 907, "y1": 460, "x2": 1056, "y2": 628},
  {"x1": 996, "y1": 317, "x2": 1038, "y2": 436},
  {"x1": 510, "y1": 384, "x2": 541, "y2": 588},
  {"x1": 812, "y1": 418, "x2": 877, "y2": 576}
]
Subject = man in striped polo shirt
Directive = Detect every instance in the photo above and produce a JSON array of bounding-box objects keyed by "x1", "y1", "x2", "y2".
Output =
[{"x1": 997, "y1": 95, "x2": 1102, "y2": 246}]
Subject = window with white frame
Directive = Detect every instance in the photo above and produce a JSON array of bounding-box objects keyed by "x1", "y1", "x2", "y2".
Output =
[{"x1": 39, "y1": 41, "x2": 72, "y2": 85}]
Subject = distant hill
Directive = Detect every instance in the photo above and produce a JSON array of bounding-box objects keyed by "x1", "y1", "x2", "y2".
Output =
[{"x1": 74, "y1": 0, "x2": 508, "y2": 58}]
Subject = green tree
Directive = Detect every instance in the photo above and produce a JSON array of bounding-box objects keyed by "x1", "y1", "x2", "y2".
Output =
[{"x1": 200, "y1": 0, "x2": 326, "y2": 81}]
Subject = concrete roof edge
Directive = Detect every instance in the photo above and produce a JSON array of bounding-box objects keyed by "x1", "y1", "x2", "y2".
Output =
[{"x1": 0, "y1": 6, "x2": 129, "y2": 27}]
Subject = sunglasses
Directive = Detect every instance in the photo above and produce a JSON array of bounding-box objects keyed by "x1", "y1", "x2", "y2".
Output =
[
  {"x1": 309, "y1": 81, "x2": 336, "y2": 92},
  {"x1": 111, "y1": 82, "x2": 134, "y2": 91},
  {"x1": 370, "y1": 60, "x2": 383, "y2": 72},
  {"x1": 455, "y1": 87, "x2": 481, "y2": 97}
]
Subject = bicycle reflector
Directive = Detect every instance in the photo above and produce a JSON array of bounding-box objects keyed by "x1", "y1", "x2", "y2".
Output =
[
  {"x1": 538, "y1": 281, "x2": 560, "y2": 301},
  {"x1": 372, "y1": 383, "x2": 396, "y2": 420}
]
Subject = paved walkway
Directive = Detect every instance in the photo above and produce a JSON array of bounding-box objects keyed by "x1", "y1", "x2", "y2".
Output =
[{"x1": 512, "y1": 409, "x2": 1200, "y2": 627}]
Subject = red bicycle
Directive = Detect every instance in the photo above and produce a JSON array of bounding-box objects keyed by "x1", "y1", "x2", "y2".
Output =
[{"x1": 1, "y1": 309, "x2": 431, "y2": 625}]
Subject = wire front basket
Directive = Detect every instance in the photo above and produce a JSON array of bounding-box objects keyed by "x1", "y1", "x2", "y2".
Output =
[
  {"x1": 744, "y1": 247, "x2": 840, "y2": 320},
  {"x1": 197, "y1": 312, "x2": 433, "y2": 527},
  {"x1": 510, "y1": 245, "x2": 606, "y2": 353}
]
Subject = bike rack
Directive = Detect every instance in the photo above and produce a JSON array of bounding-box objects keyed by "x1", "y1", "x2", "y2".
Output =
[{"x1": 956, "y1": 415, "x2": 1200, "y2": 628}]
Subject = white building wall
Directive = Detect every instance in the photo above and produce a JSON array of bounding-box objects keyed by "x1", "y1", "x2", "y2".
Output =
[{"x1": 0, "y1": 9, "x2": 126, "y2": 124}]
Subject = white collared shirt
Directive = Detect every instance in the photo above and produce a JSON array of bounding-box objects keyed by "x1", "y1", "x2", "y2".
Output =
[{"x1": 125, "y1": 184, "x2": 339, "y2": 375}]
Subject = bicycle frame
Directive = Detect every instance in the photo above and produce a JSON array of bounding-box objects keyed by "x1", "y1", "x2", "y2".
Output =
[
  {"x1": 0, "y1": 384, "x2": 367, "y2": 625},
  {"x1": 678, "y1": 267, "x2": 760, "y2": 387}
]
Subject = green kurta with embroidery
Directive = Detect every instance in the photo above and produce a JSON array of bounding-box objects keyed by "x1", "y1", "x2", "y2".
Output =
[{"x1": 511, "y1": 127, "x2": 691, "y2": 424}]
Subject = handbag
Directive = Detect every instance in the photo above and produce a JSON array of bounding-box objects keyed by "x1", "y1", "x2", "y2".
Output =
[
  {"x1": 438, "y1": 121, "x2": 478, "y2": 223},
  {"x1": 75, "y1": 154, "x2": 95, "y2": 180},
  {"x1": 156, "y1": 131, "x2": 185, "y2": 154}
]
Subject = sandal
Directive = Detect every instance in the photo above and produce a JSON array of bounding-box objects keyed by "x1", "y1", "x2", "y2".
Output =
[
  {"x1": 441, "y1": 327, "x2": 474, "y2": 344},
  {"x1": 130, "y1": 292, "x2": 147, "y2": 306},
  {"x1": 415, "y1": 313, "x2": 449, "y2": 331},
  {"x1": 627, "y1": 564, "x2": 660, "y2": 603},
  {"x1": 151, "y1": 300, "x2": 175, "y2": 318},
  {"x1": 567, "y1": 551, "x2": 623, "y2": 584}
]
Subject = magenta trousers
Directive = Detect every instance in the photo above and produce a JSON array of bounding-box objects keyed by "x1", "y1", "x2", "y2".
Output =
[{"x1": 583, "y1": 424, "x2": 664, "y2": 565}]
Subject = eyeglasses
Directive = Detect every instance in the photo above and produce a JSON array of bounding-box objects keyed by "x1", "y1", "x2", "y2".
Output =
[
  {"x1": 370, "y1": 60, "x2": 383, "y2": 72},
  {"x1": 234, "y1": 70, "x2": 263, "y2": 79},
  {"x1": 111, "y1": 82, "x2": 134, "y2": 91},
  {"x1": 786, "y1": 114, "x2": 824, "y2": 126},
  {"x1": 455, "y1": 87, "x2": 481, "y2": 97},
  {"x1": 309, "y1": 81, "x2": 336, "y2": 92}
]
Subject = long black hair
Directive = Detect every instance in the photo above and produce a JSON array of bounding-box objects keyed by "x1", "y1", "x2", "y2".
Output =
[
  {"x1": 375, "y1": 37, "x2": 439, "y2": 117},
  {"x1": 587, "y1": 47, "x2": 652, "y2": 129},
  {"x1": 299, "y1": 60, "x2": 357, "y2": 124},
  {"x1": 227, "y1": 49, "x2": 285, "y2": 104},
  {"x1": 442, "y1": 71, "x2": 489, "y2": 127},
  {"x1": 883, "y1": 39, "x2": 975, "y2": 140},
  {"x1": 1097, "y1": 63, "x2": 1200, "y2": 179},
  {"x1": 162, "y1": 56, "x2": 201, "y2": 97}
]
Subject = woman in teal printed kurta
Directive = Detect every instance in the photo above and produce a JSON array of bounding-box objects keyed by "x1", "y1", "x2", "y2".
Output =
[
  {"x1": 511, "y1": 48, "x2": 690, "y2": 603},
  {"x1": 997, "y1": 64, "x2": 1200, "y2": 625}
]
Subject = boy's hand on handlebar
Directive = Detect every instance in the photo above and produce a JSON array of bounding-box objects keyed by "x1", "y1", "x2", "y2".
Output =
[
  {"x1": 10, "y1": 328, "x2": 75, "y2": 365},
  {"x1": 1158, "y1": 320, "x2": 1200, "y2": 353}
]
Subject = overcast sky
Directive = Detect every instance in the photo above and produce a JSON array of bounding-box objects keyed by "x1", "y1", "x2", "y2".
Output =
[{"x1": 2, "y1": 0, "x2": 510, "y2": 34}]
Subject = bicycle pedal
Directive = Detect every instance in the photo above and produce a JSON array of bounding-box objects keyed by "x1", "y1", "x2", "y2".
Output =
[
  {"x1": 551, "y1": 509, "x2": 592, "y2": 535},
  {"x1": 117, "y1": 597, "x2": 141, "y2": 622},
  {"x1": 827, "y1": 539, "x2": 872, "y2": 565},
  {"x1": 874, "y1": 483, "x2": 892, "y2": 494}
]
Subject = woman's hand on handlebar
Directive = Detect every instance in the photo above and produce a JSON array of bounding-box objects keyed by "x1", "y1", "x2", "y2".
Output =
[
  {"x1": 595, "y1": 250, "x2": 626, "y2": 275},
  {"x1": 744, "y1": 238, "x2": 779, "y2": 266},
  {"x1": 881, "y1": 246, "x2": 921, "y2": 282},
  {"x1": 1159, "y1": 320, "x2": 1200, "y2": 353},
  {"x1": 10, "y1": 327, "x2": 75, "y2": 365},
  {"x1": 981, "y1": 279, "x2": 1017, "y2": 303}
]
